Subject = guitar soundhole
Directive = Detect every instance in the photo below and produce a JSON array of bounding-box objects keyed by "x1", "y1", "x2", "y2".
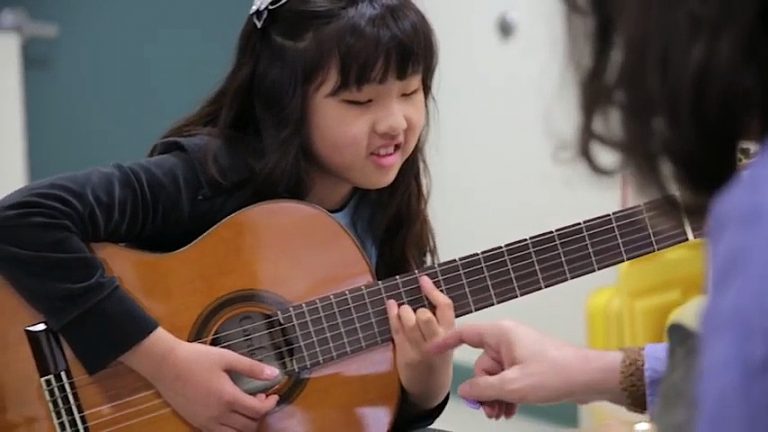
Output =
[
  {"x1": 189, "y1": 289, "x2": 307, "y2": 406},
  {"x1": 212, "y1": 312, "x2": 288, "y2": 394}
]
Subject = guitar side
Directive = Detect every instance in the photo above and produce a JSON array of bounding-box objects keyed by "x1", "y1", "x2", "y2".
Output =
[{"x1": 0, "y1": 201, "x2": 401, "y2": 432}]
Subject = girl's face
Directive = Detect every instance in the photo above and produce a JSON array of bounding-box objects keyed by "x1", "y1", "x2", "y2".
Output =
[{"x1": 305, "y1": 67, "x2": 426, "y2": 209}]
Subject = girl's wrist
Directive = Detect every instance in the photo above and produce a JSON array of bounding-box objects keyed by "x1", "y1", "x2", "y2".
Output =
[
  {"x1": 119, "y1": 327, "x2": 180, "y2": 382},
  {"x1": 401, "y1": 363, "x2": 452, "y2": 410}
]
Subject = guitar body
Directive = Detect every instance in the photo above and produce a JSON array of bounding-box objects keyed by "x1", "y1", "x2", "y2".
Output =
[{"x1": 0, "y1": 201, "x2": 400, "y2": 431}]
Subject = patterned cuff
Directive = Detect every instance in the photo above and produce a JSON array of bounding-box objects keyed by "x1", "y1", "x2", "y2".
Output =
[{"x1": 619, "y1": 347, "x2": 647, "y2": 413}]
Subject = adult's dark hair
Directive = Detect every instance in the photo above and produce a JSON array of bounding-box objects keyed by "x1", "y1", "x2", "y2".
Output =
[{"x1": 567, "y1": 0, "x2": 768, "y2": 216}]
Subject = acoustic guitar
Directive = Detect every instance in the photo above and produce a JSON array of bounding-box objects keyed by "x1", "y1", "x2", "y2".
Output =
[{"x1": 0, "y1": 198, "x2": 702, "y2": 431}]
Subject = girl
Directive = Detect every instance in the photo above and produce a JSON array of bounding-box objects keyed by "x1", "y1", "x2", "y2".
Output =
[
  {"x1": 0, "y1": 0, "x2": 454, "y2": 430},
  {"x1": 431, "y1": 0, "x2": 768, "y2": 431}
]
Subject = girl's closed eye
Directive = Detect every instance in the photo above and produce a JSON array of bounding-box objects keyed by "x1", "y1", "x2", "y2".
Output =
[
  {"x1": 402, "y1": 87, "x2": 422, "y2": 98},
  {"x1": 342, "y1": 98, "x2": 373, "y2": 106}
]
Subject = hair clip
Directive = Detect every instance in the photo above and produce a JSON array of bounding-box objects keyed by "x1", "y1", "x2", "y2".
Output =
[{"x1": 250, "y1": 0, "x2": 289, "y2": 29}]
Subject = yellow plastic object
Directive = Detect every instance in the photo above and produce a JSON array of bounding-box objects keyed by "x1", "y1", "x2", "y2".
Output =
[
  {"x1": 582, "y1": 240, "x2": 706, "y2": 430},
  {"x1": 586, "y1": 240, "x2": 707, "y2": 350},
  {"x1": 586, "y1": 285, "x2": 623, "y2": 350}
]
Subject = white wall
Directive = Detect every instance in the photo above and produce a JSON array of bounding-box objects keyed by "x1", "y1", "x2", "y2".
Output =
[
  {"x1": 0, "y1": 30, "x2": 29, "y2": 198},
  {"x1": 419, "y1": 0, "x2": 620, "y2": 365}
]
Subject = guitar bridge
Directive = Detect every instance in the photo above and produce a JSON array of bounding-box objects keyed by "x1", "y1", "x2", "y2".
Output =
[{"x1": 25, "y1": 322, "x2": 88, "y2": 432}]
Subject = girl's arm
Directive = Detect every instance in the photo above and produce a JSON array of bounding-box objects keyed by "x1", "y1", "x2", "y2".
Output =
[
  {"x1": 0, "y1": 142, "x2": 281, "y2": 429},
  {"x1": 391, "y1": 388, "x2": 450, "y2": 430},
  {"x1": 0, "y1": 150, "x2": 205, "y2": 372}
]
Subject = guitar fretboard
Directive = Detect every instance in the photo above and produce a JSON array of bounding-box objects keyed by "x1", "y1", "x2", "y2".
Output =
[{"x1": 279, "y1": 197, "x2": 703, "y2": 371}]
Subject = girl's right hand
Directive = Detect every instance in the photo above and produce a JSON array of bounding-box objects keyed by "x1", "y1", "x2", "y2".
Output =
[{"x1": 121, "y1": 327, "x2": 280, "y2": 431}]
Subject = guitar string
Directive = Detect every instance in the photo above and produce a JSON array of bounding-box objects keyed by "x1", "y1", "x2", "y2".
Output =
[
  {"x1": 44, "y1": 224, "x2": 688, "y2": 426},
  {"x1": 46, "y1": 210, "x2": 684, "y2": 402},
  {"x1": 55, "y1": 206, "x2": 679, "y2": 396}
]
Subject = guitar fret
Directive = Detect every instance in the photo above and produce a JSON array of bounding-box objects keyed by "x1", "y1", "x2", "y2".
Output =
[
  {"x1": 482, "y1": 247, "x2": 516, "y2": 303},
  {"x1": 552, "y1": 230, "x2": 571, "y2": 280},
  {"x1": 434, "y1": 264, "x2": 447, "y2": 296},
  {"x1": 408, "y1": 272, "x2": 428, "y2": 309},
  {"x1": 342, "y1": 290, "x2": 363, "y2": 352},
  {"x1": 288, "y1": 307, "x2": 310, "y2": 370},
  {"x1": 428, "y1": 263, "x2": 452, "y2": 306},
  {"x1": 502, "y1": 244, "x2": 522, "y2": 299},
  {"x1": 614, "y1": 207, "x2": 655, "y2": 259},
  {"x1": 360, "y1": 287, "x2": 384, "y2": 346},
  {"x1": 373, "y1": 283, "x2": 391, "y2": 344},
  {"x1": 456, "y1": 257, "x2": 476, "y2": 313},
  {"x1": 584, "y1": 215, "x2": 624, "y2": 269},
  {"x1": 555, "y1": 223, "x2": 596, "y2": 279},
  {"x1": 478, "y1": 251, "x2": 498, "y2": 306},
  {"x1": 460, "y1": 253, "x2": 492, "y2": 311},
  {"x1": 315, "y1": 299, "x2": 336, "y2": 361},
  {"x1": 393, "y1": 276, "x2": 405, "y2": 304},
  {"x1": 530, "y1": 232, "x2": 568, "y2": 287},
  {"x1": 609, "y1": 213, "x2": 628, "y2": 262},
  {"x1": 394, "y1": 274, "x2": 421, "y2": 310},
  {"x1": 645, "y1": 200, "x2": 689, "y2": 247},
  {"x1": 313, "y1": 300, "x2": 335, "y2": 363},
  {"x1": 322, "y1": 296, "x2": 350, "y2": 357},
  {"x1": 526, "y1": 238, "x2": 546, "y2": 291},
  {"x1": 581, "y1": 222, "x2": 599, "y2": 271},
  {"x1": 439, "y1": 260, "x2": 471, "y2": 316},
  {"x1": 349, "y1": 289, "x2": 377, "y2": 351},
  {"x1": 641, "y1": 204, "x2": 659, "y2": 251},
  {"x1": 302, "y1": 303, "x2": 326, "y2": 366},
  {"x1": 506, "y1": 240, "x2": 540, "y2": 295}
]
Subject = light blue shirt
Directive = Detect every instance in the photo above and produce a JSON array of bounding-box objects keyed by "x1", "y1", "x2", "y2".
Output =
[{"x1": 329, "y1": 193, "x2": 378, "y2": 270}]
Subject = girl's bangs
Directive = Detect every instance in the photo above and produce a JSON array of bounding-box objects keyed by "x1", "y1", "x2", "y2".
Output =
[{"x1": 326, "y1": 2, "x2": 436, "y2": 92}]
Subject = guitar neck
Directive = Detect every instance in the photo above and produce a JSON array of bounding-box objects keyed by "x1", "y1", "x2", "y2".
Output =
[{"x1": 282, "y1": 197, "x2": 703, "y2": 371}]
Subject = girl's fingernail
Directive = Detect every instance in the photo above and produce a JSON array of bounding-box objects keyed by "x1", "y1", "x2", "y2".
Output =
[{"x1": 265, "y1": 366, "x2": 280, "y2": 378}]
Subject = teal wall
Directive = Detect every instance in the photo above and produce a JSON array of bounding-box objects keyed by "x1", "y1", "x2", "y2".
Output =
[{"x1": 1, "y1": 1, "x2": 247, "y2": 180}]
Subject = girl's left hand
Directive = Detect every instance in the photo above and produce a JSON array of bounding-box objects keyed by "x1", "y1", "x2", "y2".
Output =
[{"x1": 386, "y1": 275, "x2": 455, "y2": 410}]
